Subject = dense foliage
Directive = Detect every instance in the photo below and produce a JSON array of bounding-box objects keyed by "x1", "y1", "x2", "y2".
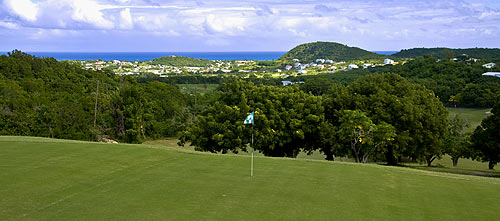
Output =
[
  {"x1": 324, "y1": 74, "x2": 448, "y2": 165},
  {"x1": 150, "y1": 56, "x2": 213, "y2": 67},
  {"x1": 378, "y1": 56, "x2": 500, "y2": 107},
  {"x1": 470, "y1": 102, "x2": 500, "y2": 169},
  {"x1": 299, "y1": 56, "x2": 500, "y2": 108},
  {"x1": 279, "y1": 41, "x2": 387, "y2": 63},
  {"x1": 180, "y1": 74, "x2": 448, "y2": 165},
  {"x1": 179, "y1": 79, "x2": 327, "y2": 157},
  {"x1": 0, "y1": 50, "x2": 187, "y2": 143},
  {"x1": 393, "y1": 47, "x2": 500, "y2": 60}
]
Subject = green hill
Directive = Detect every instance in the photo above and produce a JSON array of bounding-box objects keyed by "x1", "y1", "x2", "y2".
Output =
[
  {"x1": 393, "y1": 48, "x2": 500, "y2": 60},
  {"x1": 1, "y1": 136, "x2": 500, "y2": 220},
  {"x1": 150, "y1": 55, "x2": 213, "y2": 67},
  {"x1": 279, "y1": 42, "x2": 387, "y2": 62}
]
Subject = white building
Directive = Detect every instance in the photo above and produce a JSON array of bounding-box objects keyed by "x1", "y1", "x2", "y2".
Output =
[
  {"x1": 298, "y1": 69, "x2": 308, "y2": 74},
  {"x1": 362, "y1": 64, "x2": 372, "y2": 69},
  {"x1": 316, "y1": 59, "x2": 325, "y2": 63},
  {"x1": 348, "y1": 64, "x2": 359, "y2": 70},
  {"x1": 483, "y1": 63, "x2": 496, "y2": 69},
  {"x1": 384, "y1": 58, "x2": 395, "y2": 64},
  {"x1": 325, "y1": 60, "x2": 334, "y2": 64},
  {"x1": 285, "y1": 65, "x2": 293, "y2": 70},
  {"x1": 482, "y1": 72, "x2": 500, "y2": 77}
]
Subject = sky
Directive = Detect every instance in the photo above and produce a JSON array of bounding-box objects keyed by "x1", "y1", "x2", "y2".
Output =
[{"x1": 1, "y1": 0, "x2": 500, "y2": 52}]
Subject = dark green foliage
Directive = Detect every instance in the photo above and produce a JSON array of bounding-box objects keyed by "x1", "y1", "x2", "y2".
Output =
[
  {"x1": 393, "y1": 47, "x2": 500, "y2": 60},
  {"x1": 301, "y1": 78, "x2": 337, "y2": 95},
  {"x1": 179, "y1": 79, "x2": 326, "y2": 157},
  {"x1": 0, "y1": 50, "x2": 115, "y2": 140},
  {"x1": 0, "y1": 50, "x2": 187, "y2": 143},
  {"x1": 150, "y1": 56, "x2": 213, "y2": 67},
  {"x1": 324, "y1": 73, "x2": 448, "y2": 165},
  {"x1": 470, "y1": 102, "x2": 500, "y2": 169},
  {"x1": 359, "y1": 56, "x2": 500, "y2": 107},
  {"x1": 279, "y1": 41, "x2": 387, "y2": 63}
]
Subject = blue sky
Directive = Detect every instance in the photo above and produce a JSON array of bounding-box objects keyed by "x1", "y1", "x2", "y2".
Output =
[{"x1": 1, "y1": 0, "x2": 500, "y2": 52}]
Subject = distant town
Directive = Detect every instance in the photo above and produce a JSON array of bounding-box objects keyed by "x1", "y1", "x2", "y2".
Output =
[{"x1": 74, "y1": 56, "x2": 399, "y2": 79}]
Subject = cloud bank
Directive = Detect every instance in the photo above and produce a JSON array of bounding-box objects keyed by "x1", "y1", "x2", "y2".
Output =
[{"x1": 1, "y1": 0, "x2": 500, "y2": 51}]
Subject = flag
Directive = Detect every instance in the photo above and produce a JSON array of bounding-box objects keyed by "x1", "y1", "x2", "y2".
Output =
[{"x1": 244, "y1": 112, "x2": 254, "y2": 125}]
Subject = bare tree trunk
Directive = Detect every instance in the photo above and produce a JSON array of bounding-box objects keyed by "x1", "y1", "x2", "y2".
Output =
[
  {"x1": 452, "y1": 157, "x2": 459, "y2": 167},
  {"x1": 351, "y1": 141, "x2": 360, "y2": 163},
  {"x1": 489, "y1": 161, "x2": 496, "y2": 170},
  {"x1": 385, "y1": 146, "x2": 397, "y2": 165},
  {"x1": 426, "y1": 156, "x2": 436, "y2": 167}
]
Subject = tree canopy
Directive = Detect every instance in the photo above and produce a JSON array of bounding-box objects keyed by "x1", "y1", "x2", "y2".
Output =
[{"x1": 470, "y1": 102, "x2": 500, "y2": 169}]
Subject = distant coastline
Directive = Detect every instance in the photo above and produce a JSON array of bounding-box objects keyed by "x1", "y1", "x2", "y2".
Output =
[{"x1": 0, "y1": 51, "x2": 398, "y2": 61}]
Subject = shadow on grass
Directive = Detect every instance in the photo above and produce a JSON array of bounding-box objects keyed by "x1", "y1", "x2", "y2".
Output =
[{"x1": 398, "y1": 164, "x2": 500, "y2": 178}]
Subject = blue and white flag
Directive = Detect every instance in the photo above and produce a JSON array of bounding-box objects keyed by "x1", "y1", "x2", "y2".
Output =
[{"x1": 244, "y1": 112, "x2": 254, "y2": 125}]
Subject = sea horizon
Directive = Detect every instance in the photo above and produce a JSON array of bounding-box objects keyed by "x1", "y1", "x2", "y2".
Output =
[{"x1": 1, "y1": 51, "x2": 398, "y2": 61}]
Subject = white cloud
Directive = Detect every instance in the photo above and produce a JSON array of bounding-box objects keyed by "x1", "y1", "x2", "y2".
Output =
[
  {"x1": 2, "y1": 0, "x2": 500, "y2": 51},
  {"x1": 4, "y1": 0, "x2": 39, "y2": 21},
  {"x1": 70, "y1": 0, "x2": 114, "y2": 29},
  {"x1": 119, "y1": 8, "x2": 133, "y2": 29},
  {"x1": 0, "y1": 21, "x2": 18, "y2": 29}
]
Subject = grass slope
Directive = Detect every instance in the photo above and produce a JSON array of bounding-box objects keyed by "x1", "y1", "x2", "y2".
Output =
[
  {"x1": 1, "y1": 136, "x2": 500, "y2": 220},
  {"x1": 447, "y1": 107, "x2": 491, "y2": 132}
]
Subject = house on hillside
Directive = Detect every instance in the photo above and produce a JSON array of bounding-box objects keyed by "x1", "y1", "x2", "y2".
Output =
[
  {"x1": 282, "y1": 81, "x2": 305, "y2": 86},
  {"x1": 298, "y1": 69, "x2": 308, "y2": 74},
  {"x1": 483, "y1": 63, "x2": 496, "y2": 69},
  {"x1": 285, "y1": 65, "x2": 293, "y2": 70},
  {"x1": 384, "y1": 58, "x2": 395, "y2": 64},
  {"x1": 348, "y1": 64, "x2": 359, "y2": 70}
]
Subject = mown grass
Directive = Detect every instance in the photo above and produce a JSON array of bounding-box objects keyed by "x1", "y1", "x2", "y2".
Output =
[
  {"x1": 1, "y1": 136, "x2": 500, "y2": 220},
  {"x1": 447, "y1": 107, "x2": 491, "y2": 132}
]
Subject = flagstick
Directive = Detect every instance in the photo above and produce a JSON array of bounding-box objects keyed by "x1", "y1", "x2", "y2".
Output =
[{"x1": 251, "y1": 123, "x2": 254, "y2": 177}]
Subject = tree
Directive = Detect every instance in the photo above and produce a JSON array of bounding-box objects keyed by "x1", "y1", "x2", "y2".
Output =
[
  {"x1": 301, "y1": 78, "x2": 336, "y2": 96},
  {"x1": 444, "y1": 115, "x2": 470, "y2": 167},
  {"x1": 180, "y1": 79, "x2": 326, "y2": 158},
  {"x1": 470, "y1": 102, "x2": 500, "y2": 169},
  {"x1": 339, "y1": 110, "x2": 375, "y2": 163},
  {"x1": 340, "y1": 73, "x2": 448, "y2": 165}
]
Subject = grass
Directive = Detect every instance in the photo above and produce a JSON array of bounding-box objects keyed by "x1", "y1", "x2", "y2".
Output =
[
  {"x1": 447, "y1": 107, "x2": 491, "y2": 132},
  {"x1": 2, "y1": 136, "x2": 500, "y2": 220}
]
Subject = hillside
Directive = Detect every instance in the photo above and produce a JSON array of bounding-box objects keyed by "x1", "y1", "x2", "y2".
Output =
[
  {"x1": 279, "y1": 41, "x2": 388, "y2": 62},
  {"x1": 150, "y1": 55, "x2": 213, "y2": 67},
  {"x1": 1, "y1": 136, "x2": 500, "y2": 220},
  {"x1": 393, "y1": 47, "x2": 500, "y2": 60},
  {"x1": 0, "y1": 50, "x2": 187, "y2": 143}
]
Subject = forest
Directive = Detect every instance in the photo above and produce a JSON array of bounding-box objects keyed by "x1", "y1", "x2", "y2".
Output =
[{"x1": 393, "y1": 47, "x2": 500, "y2": 60}]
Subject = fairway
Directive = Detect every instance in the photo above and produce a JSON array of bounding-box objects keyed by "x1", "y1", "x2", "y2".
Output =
[
  {"x1": 447, "y1": 107, "x2": 491, "y2": 132},
  {"x1": 1, "y1": 136, "x2": 500, "y2": 220}
]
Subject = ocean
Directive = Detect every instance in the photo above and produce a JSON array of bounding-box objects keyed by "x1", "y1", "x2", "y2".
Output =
[{"x1": 1, "y1": 51, "x2": 398, "y2": 61}]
